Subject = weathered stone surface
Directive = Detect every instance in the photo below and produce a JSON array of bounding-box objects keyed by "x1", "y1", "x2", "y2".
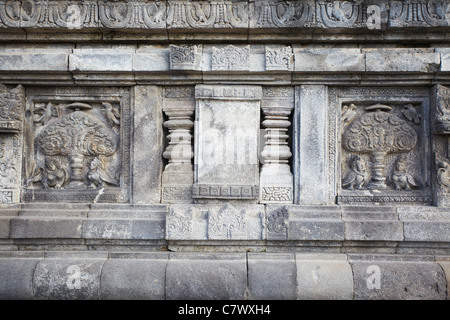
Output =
[
  {"x1": 294, "y1": 48, "x2": 365, "y2": 72},
  {"x1": 296, "y1": 253, "x2": 353, "y2": 300},
  {"x1": 342, "y1": 206, "x2": 403, "y2": 241},
  {"x1": 167, "y1": 204, "x2": 264, "y2": 241},
  {"x1": 293, "y1": 85, "x2": 328, "y2": 205},
  {"x1": 82, "y1": 218, "x2": 165, "y2": 240},
  {"x1": 10, "y1": 218, "x2": 83, "y2": 238},
  {"x1": 69, "y1": 48, "x2": 135, "y2": 72},
  {"x1": 0, "y1": 218, "x2": 10, "y2": 238},
  {"x1": 436, "y1": 258, "x2": 450, "y2": 300},
  {"x1": 365, "y1": 48, "x2": 440, "y2": 73},
  {"x1": 349, "y1": 254, "x2": 447, "y2": 300},
  {"x1": 0, "y1": 46, "x2": 72, "y2": 72},
  {"x1": 247, "y1": 253, "x2": 297, "y2": 300},
  {"x1": 166, "y1": 253, "x2": 247, "y2": 300},
  {"x1": 398, "y1": 207, "x2": 450, "y2": 242},
  {"x1": 132, "y1": 86, "x2": 164, "y2": 204},
  {"x1": 288, "y1": 206, "x2": 344, "y2": 241},
  {"x1": 33, "y1": 253, "x2": 107, "y2": 300},
  {"x1": 100, "y1": 253, "x2": 169, "y2": 300},
  {"x1": 0, "y1": 255, "x2": 42, "y2": 299}
]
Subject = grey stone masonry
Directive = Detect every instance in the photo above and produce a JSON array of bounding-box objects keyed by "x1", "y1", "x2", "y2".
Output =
[
  {"x1": 0, "y1": 251, "x2": 448, "y2": 300},
  {"x1": 2, "y1": 0, "x2": 450, "y2": 301}
]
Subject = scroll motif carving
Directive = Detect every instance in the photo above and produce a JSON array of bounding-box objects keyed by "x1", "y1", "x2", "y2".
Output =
[
  {"x1": 167, "y1": 0, "x2": 248, "y2": 28},
  {"x1": 266, "y1": 207, "x2": 288, "y2": 240},
  {"x1": 207, "y1": 204, "x2": 246, "y2": 240},
  {"x1": 265, "y1": 45, "x2": 293, "y2": 71},
  {"x1": 169, "y1": 44, "x2": 202, "y2": 70},
  {"x1": 390, "y1": 1, "x2": 450, "y2": 27},
  {"x1": 250, "y1": 0, "x2": 312, "y2": 28},
  {"x1": 212, "y1": 45, "x2": 250, "y2": 71}
]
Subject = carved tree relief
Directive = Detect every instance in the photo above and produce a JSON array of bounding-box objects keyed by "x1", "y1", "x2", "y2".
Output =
[{"x1": 343, "y1": 104, "x2": 418, "y2": 190}]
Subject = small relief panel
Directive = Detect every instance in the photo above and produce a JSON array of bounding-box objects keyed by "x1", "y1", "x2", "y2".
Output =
[
  {"x1": 23, "y1": 87, "x2": 131, "y2": 203},
  {"x1": 330, "y1": 87, "x2": 432, "y2": 205}
]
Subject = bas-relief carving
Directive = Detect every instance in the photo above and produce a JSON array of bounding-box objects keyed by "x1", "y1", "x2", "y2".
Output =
[
  {"x1": 432, "y1": 85, "x2": 450, "y2": 206},
  {"x1": 332, "y1": 87, "x2": 432, "y2": 205},
  {"x1": 23, "y1": 87, "x2": 131, "y2": 203},
  {"x1": 1, "y1": 1, "x2": 450, "y2": 30},
  {"x1": 0, "y1": 84, "x2": 24, "y2": 203},
  {"x1": 166, "y1": 204, "x2": 264, "y2": 240}
]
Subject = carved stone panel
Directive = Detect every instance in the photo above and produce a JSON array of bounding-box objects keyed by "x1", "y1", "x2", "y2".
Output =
[
  {"x1": 23, "y1": 87, "x2": 131, "y2": 203},
  {"x1": 0, "y1": 84, "x2": 25, "y2": 203},
  {"x1": 329, "y1": 87, "x2": 432, "y2": 205},
  {"x1": 432, "y1": 85, "x2": 450, "y2": 206},
  {"x1": 194, "y1": 85, "x2": 261, "y2": 202}
]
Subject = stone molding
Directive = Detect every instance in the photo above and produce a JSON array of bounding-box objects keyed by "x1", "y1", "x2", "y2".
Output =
[
  {"x1": 0, "y1": 251, "x2": 448, "y2": 300},
  {"x1": 0, "y1": 0, "x2": 449, "y2": 31}
]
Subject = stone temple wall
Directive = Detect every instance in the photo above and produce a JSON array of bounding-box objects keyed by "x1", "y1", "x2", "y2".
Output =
[{"x1": 1, "y1": 0, "x2": 450, "y2": 300}]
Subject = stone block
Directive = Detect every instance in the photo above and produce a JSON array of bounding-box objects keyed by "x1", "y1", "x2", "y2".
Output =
[
  {"x1": 100, "y1": 253, "x2": 169, "y2": 300},
  {"x1": 247, "y1": 253, "x2": 297, "y2": 300},
  {"x1": 0, "y1": 218, "x2": 10, "y2": 238},
  {"x1": 398, "y1": 207, "x2": 450, "y2": 242},
  {"x1": 82, "y1": 218, "x2": 165, "y2": 240},
  {"x1": 365, "y1": 48, "x2": 440, "y2": 73},
  {"x1": 342, "y1": 206, "x2": 403, "y2": 241},
  {"x1": 133, "y1": 46, "x2": 170, "y2": 71},
  {"x1": 287, "y1": 206, "x2": 344, "y2": 241},
  {"x1": 296, "y1": 253, "x2": 353, "y2": 300},
  {"x1": 166, "y1": 253, "x2": 247, "y2": 300},
  {"x1": 293, "y1": 85, "x2": 329, "y2": 205},
  {"x1": 0, "y1": 257, "x2": 42, "y2": 299},
  {"x1": 438, "y1": 48, "x2": 450, "y2": 72},
  {"x1": 33, "y1": 255, "x2": 107, "y2": 300},
  {"x1": 69, "y1": 48, "x2": 134, "y2": 72},
  {"x1": 436, "y1": 258, "x2": 450, "y2": 300},
  {"x1": 0, "y1": 46, "x2": 71, "y2": 72},
  {"x1": 132, "y1": 86, "x2": 164, "y2": 204},
  {"x1": 294, "y1": 48, "x2": 365, "y2": 72},
  {"x1": 167, "y1": 204, "x2": 264, "y2": 241},
  {"x1": 349, "y1": 254, "x2": 447, "y2": 300},
  {"x1": 10, "y1": 218, "x2": 83, "y2": 238}
]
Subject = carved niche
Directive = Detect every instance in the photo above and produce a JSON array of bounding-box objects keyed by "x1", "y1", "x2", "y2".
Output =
[
  {"x1": 23, "y1": 87, "x2": 131, "y2": 203},
  {"x1": 333, "y1": 88, "x2": 432, "y2": 205}
]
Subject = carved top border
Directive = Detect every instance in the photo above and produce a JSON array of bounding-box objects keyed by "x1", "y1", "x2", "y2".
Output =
[{"x1": 0, "y1": 0, "x2": 449, "y2": 31}]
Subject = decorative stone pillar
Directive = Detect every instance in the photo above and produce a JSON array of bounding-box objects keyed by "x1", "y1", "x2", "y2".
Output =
[
  {"x1": 161, "y1": 87, "x2": 195, "y2": 203},
  {"x1": 259, "y1": 87, "x2": 294, "y2": 204},
  {"x1": 293, "y1": 85, "x2": 329, "y2": 205},
  {"x1": 432, "y1": 85, "x2": 450, "y2": 206},
  {"x1": 0, "y1": 84, "x2": 24, "y2": 204}
]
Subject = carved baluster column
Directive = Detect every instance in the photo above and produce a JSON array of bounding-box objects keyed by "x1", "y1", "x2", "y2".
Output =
[
  {"x1": 162, "y1": 87, "x2": 195, "y2": 203},
  {"x1": 260, "y1": 87, "x2": 294, "y2": 204}
]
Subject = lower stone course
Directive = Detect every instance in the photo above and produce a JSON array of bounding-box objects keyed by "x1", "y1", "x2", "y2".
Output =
[{"x1": 0, "y1": 251, "x2": 448, "y2": 300}]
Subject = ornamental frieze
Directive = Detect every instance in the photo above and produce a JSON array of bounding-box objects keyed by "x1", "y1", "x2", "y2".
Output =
[{"x1": 1, "y1": 0, "x2": 449, "y2": 30}]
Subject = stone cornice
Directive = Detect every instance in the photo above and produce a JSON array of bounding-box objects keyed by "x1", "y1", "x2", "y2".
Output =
[{"x1": 0, "y1": 0, "x2": 449, "y2": 32}]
